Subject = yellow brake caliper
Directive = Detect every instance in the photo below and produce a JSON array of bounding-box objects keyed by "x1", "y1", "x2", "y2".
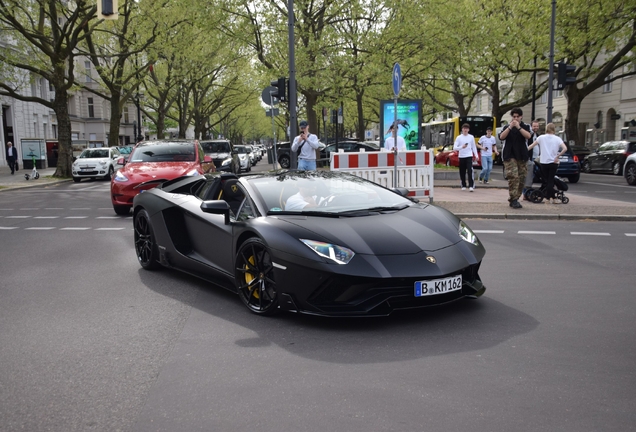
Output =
[{"x1": 244, "y1": 256, "x2": 259, "y2": 299}]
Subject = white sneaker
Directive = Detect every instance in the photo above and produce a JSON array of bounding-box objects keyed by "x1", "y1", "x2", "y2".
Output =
[
  {"x1": 469, "y1": 187, "x2": 474, "y2": 192},
  {"x1": 461, "y1": 187, "x2": 466, "y2": 190},
  {"x1": 479, "y1": 179, "x2": 483, "y2": 183}
]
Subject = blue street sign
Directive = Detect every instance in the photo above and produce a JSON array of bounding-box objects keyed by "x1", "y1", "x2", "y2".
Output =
[{"x1": 392, "y1": 63, "x2": 401, "y2": 97}]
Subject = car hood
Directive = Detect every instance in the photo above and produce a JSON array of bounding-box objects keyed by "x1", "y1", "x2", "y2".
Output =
[
  {"x1": 74, "y1": 157, "x2": 110, "y2": 164},
  {"x1": 206, "y1": 152, "x2": 231, "y2": 159},
  {"x1": 273, "y1": 206, "x2": 461, "y2": 254},
  {"x1": 120, "y1": 161, "x2": 201, "y2": 182}
]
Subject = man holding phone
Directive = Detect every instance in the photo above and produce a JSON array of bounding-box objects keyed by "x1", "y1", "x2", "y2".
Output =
[
  {"x1": 292, "y1": 120, "x2": 322, "y2": 170},
  {"x1": 453, "y1": 123, "x2": 479, "y2": 191}
]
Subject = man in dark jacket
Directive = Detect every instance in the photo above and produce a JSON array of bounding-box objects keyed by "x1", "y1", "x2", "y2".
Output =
[
  {"x1": 499, "y1": 108, "x2": 532, "y2": 208},
  {"x1": 5, "y1": 141, "x2": 18, "y2": 175}
]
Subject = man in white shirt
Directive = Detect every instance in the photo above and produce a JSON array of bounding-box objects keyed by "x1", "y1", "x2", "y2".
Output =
[
  {"x1": 383, "y1": 125, "x2": 406, "y2": 152},
  {"x1": 291, "y1": 120, "x2": 322, "y2": 171},
  {"x1": 453, "y1": 124, "x2": 479, "y2": 191},
  {"x1": 477, "y1": 127, "x2": 499, "y2": 184}
]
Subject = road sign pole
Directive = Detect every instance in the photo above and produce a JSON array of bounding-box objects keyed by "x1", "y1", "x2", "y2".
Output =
[
  {"x1": 392, "y1": 63, "x2": 402, "y2": 188},
  {"x1": 270, "y1": 91, "x2": 278, "y2": 170}
]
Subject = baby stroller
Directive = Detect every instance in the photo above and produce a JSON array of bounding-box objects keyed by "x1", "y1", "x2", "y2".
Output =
[{"x1": 524, "y1": 161, "x2": 569, "y2": 204}]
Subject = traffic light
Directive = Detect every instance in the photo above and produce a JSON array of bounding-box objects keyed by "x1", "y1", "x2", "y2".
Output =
[
  {"x1": 556, "y1": 62, "x2": 576, "y2": 90},
  {"x1": 97, "y1": 0, "x2": 118, "y2": 19},
  {"x1": 270, "y1": 77, "x2": 287, "y2": 102}
]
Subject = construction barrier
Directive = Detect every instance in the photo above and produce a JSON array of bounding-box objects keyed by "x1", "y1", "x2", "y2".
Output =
[{"x1": 330, "y1": 149, "x2": 434, "y2": 202}]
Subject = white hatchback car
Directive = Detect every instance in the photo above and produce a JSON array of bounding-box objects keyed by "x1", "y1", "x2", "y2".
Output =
[
  {"x1": 624, "y1": 150, "x2": 636, "y2": 185},
  {"x1": 72, "y1": 147, "x2": 122, "y2": 182}
]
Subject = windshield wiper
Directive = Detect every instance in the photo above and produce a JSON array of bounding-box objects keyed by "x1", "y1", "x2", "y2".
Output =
[{"x1": 365, "y1": 203, "x2": 410, "y2": 212}]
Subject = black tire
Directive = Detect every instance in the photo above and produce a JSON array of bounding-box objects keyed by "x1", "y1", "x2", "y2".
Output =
[
  {"x1": 279, "y1": 155, "x2": 290, "y2": 169},
  {"x1": 235, "y1": 238, "x2": 279, "y2": 315},
  {"x1": 626, "y1": 163, "x2": 636, "y2": 186},
  {"x1": 134, "y1": 209, "x2": 161, "y2": 270},
  {"x1": 73, "y1": 177, "x2": 81, "y2": 183},
  {"x1": 104, "y1": 166, "x2": 114, "y2": 180},
  {"x1": 582, "y1": 160, "x2": 591, "y2": 173},
  {"x1": 568, "y1": 173, "x2": 580, "y2": 183},
  {"x1": 562, "y1": 196, "x2": 570, "y2": 204},
  {"x1": 530, "y1": 189, "x2": 544, "y2": 203},
  {"x1": 113, "y1": 205, "x2": 131, "y2": 216},
  {"x1": 612, "y1": 161, "x2": 622, "y2": 176}
]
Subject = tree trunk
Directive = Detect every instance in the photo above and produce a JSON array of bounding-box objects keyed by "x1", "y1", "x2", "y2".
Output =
[
  {"x1": 52, "y1": 90, "x2": 72, "y2": 178},
  {"x1": 564, "y1": 86, "x2": 584, "y2": 148},
  {"x1": 109, "y1": 92, "x2": 122, "y2": 147}
]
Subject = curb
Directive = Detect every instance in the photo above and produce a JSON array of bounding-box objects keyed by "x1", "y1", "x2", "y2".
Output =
[{"x1": 0, "y1": 178, "x2": 72, "y2": 192}]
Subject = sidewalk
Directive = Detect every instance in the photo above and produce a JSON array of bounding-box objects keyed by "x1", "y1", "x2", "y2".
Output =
[{"x1": 2, "y1": 165, "x2": 636, "y2": 220}]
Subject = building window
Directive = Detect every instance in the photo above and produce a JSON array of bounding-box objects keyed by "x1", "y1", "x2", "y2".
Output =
[
  {"x1": 88, "y1": 98, "x2": 95, "y2": 118},
  {"x1": 553, "y1": 89, "x2": 563, "y2": 98},
  {"x1": 540, "y1": 90, "x2": 547, "y2": 104},
  {"x1": 52, "y1": 124, "x2": 57, "y2": 139},
  {"x1": 596, "y1": 111, "x2": 603, "y2": 129},
  {"x1": 85, "y1": 61, "x2": 92, "y2": 83},
  {"x1": 123, "y1": 106, "x2": 130, "y2": 123},
  {"x1": 71, "y1": 132, "x2": 79, "y2": 140},
  {"x1": 89, "y1": 133, "x2": 97, "y2": 141},
  {"x1": 476, "y1": 95, "x2": 482, "y2": 111},
  {"x1": 603, "y1": 75, "x2": 612, "y2": 93}
]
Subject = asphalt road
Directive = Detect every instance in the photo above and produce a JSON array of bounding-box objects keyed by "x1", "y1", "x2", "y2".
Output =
[{"x1": 1, "y1": 175, "x2": 635, "y2": 432}]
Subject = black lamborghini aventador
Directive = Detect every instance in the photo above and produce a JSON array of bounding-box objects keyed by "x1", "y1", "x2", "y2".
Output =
[{"x1": 132, "y1": 170, "x2": 486, "y2": 317}]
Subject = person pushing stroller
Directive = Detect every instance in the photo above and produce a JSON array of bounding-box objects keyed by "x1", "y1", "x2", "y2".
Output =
[{"x1": 527, "y1": 123, "x2": 567, "y2": 204}]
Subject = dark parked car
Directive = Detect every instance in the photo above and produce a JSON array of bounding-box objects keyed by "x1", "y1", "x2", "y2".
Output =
[
  {"x1": 531, "y1": 150, "x2": 581, "y2": 183},
  {"x1": 274, "y1": 142, "x2": 292, "y2": 168},
  {"x1": 320, "y1": 141, "x2": 380, "y2": 161},
  {"x1": 200, "y1": 139, "x2": 240, "y2": 174},
  {"x1": 132, "y1": 170, "x2": 486, "y2": 316},
  {"x1": 582, "y1": 140, "x2": 636, "y2": 175}
]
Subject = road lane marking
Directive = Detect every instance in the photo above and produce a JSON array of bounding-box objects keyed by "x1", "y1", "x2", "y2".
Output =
[
  {"x1": 44, "y1": 208, "x2": 64, "y2": 210},
  {"x1": 34, "y1": 216, "x2": 59, "y2": 219},
  {"x1": 95, "y1": 227, "x2": 126, "y2": 231},
  {"x1": 570, "y1": 232, "x2": 611, "y2": 236},
  {"x1": 60, "y1": 227, "x2": 91, "y2": 230},
  {"x1": 625, "y1": 233, "x2": 636, "y2": 237},
  {"x1": 518, "y1": 231, "x2": 556, "y2": 235},
  {"x1": 96, "y1": 216, "x2": 121, "y2": 219},
  {"x1": 473, "y1": 230, "x2": 505, "y2": 234},
  {"x1": 0, "y1": 227, "x2": 18, "y2": 230},
  {"x1": 64, "y1": 216, "x2": 88, "y2": 219},
  {"x1": 584, "y1": 181, "x2": 635, "y2": 189},
  {"x1": 19, "y1": 208, "x2": 40, "y2": 210},
  {"x1": 5, "y1": 216, "x2": 30, "y2": 219},
  {"x1": 70, "y1": 208, "x2": 91, "y2": 210},
  {"x1": 25, "y1": 227, "x2": 55, "y2": 230}
]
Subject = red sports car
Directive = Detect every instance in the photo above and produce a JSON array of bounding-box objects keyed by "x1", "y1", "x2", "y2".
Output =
[
  {"x1": 110, "y1": 139, "x2": 214, "y2": 215},
  {"x1": 434, "y1": 143, "x2": 482, "y2": 169}
]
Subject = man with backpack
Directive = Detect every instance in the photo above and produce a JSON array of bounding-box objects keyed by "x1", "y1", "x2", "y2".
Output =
[{"x1": 292, "y1": 120, "x2": 322, "y2": 171}]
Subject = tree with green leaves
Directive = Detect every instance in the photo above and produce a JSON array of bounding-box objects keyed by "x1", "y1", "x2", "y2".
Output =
[{"x1": 0, "y1": 0, "x2": 96, "y2": 177}]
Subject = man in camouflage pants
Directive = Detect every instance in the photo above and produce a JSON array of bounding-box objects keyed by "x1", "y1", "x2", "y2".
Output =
[{"x1": 498, "y1": 107, "x2": 532, "y2": 209}]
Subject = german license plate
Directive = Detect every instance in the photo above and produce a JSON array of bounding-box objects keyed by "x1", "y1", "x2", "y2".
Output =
[{"x1": 414, "y1": 275, "x2": 462, "y2": 297}]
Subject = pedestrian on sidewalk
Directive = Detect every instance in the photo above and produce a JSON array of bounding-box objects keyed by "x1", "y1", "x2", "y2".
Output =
[
  {"x1": 499, "y1": 107, "x2": 531, "y2": 208},
  {"x1": 453, "y1": 123, "x2": 479, "y2": 191},
  {"x1": 527, "y1": 123, "x2": 567, "y2": 204},
  {"x1": 292, "y1": 120, "x2": 321, "y2": 171},
  {"x1": 522, "y1": 120, "x2": 541, "y2": 200},
  {"x1": 477, "y1": 127, "x2": 498, "y2": 184},
  {"x1": 5, "y1": 142, "x2": 18, "y2": 175}
]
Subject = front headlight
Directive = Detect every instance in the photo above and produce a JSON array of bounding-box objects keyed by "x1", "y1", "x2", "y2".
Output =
[
  {"x1": 99, "y1": 160, "x2": 107, "y2": 166},
  {"x1": 300, "y1": 239, "x2": 355, "y2": 265},
  {"x1": 185, "y1": 169, "x2": 200, "y2": 176},
  {"x1": 459, "y1": 221, "x2": 479, "y2": 246},
  {"x1": 114, "y1": 170, "x2": 128, "y2": 182},
  {"x1": 221, "y1": 158, "x2": 232, "y2": 166}
]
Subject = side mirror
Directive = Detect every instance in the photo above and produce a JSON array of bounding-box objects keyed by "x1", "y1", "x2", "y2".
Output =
[
  {"x1": 201, "y1": 200, "x2": 231, "y2": 224},
  {"x1": 204, "y1": 155, "x2": 212, "y2": 163},
  {"x1": 392, "y1": 187, "x2": 410, "y2": 197}
]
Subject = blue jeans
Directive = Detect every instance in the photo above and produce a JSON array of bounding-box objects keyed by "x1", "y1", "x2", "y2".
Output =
[
  {"x1": 297, "y1": 158, "x2": 316, "y2": 171},
  {"x1": 479, "y1": 155, "x2": 493, "y2": 181}
]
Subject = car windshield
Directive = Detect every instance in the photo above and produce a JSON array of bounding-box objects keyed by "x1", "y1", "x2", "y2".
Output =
[
  {"x1": 129, "y1": 142, "x2": 196, "y2": 162},
  {"x1": 235, "y1": 146, "x2": 248, "y2": 153},
  {"x1": 248, "y1": 171, "x2": 414, "y2": 215},
  {"x1": 79, "y1": 149, "x2": 109, "y2": 158},
  {"x1": 117, "y1": 146, "x2": 132, "y2": 154},
  {"x1": 201, "y1": 142, "x2": 231, "y2": 153}
]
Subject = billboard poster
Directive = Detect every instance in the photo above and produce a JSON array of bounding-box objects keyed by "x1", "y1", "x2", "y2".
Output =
[{"x1": 379, "y1": 99, "x2": 422, "y2": 150}]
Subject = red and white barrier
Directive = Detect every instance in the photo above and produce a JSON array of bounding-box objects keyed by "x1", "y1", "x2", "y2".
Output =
[{"x1": 330, "y1": 149, "x2": 434, "y2": 202}]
